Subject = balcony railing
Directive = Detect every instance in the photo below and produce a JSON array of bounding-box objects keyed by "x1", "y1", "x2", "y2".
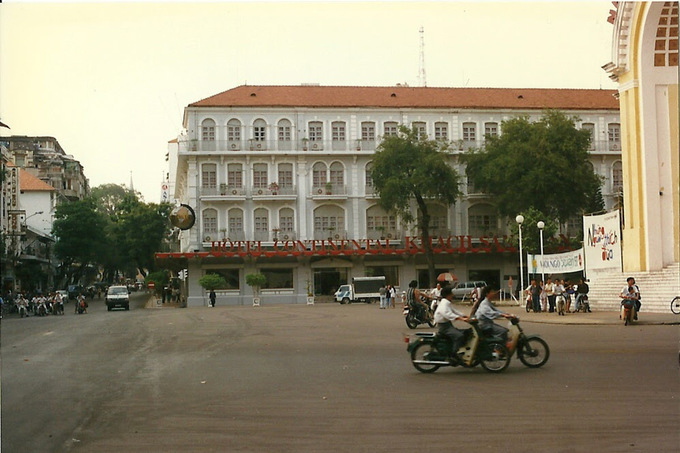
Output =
[
  {"x1": 311, "y1": 184, "x2": 347, "y2": 196},
  {"x1": 366, "y1": 229, "x2": 401, "y2": 240},
  {"x1": 314, "y1": 229, "x2": 348, "y2": 241},
  {"x1": 181, "y1": 139, "x2": 382, "y2": 153}
]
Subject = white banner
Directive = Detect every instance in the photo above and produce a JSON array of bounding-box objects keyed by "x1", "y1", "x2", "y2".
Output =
[
  {"x1": 583, "y1": 211, "x2": 622, "y2": 272},
  {"x1": 527, "y1": 248, "x2": 584, "y2": 275}
]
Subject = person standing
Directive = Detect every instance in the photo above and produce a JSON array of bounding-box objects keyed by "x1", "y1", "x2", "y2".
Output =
[
  {"x1": 209, "y1": 289, "x2": 216, "y2": 307},
  {"x1": 546, "y1": 278, "x2": 556, "y2": 313},
  {"x1": 379, "y1": 285, "x2": 387, "y2": 309},
  {"x1": 389, "y1": 285, "x2": 397, "y2": 308},
  {"x1": 530, "y1": 280, "x2": 541, "y2": 313},
  {"x1": 539, "y1": 281, "x2": 548, "y2": 312},
  {"x1": 385, "y1": 285, "x2": 392, "y2": 309}
]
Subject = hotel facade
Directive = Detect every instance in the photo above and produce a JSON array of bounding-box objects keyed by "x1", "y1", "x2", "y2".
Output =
[{"x1": 162, "y1": 85, "x2": 621, "y2": 306}]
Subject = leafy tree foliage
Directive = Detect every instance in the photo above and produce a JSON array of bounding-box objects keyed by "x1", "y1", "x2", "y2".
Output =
[
  {"x1": 198, "y1": 273, "x2": 228, "y2": 291},
  {"x1": 463, "y1": 110, "x2": 604, "y2": 224},
  {"x1": 52, "y1": 198, "x2": 110, "y2": 284},
  {"x1": 371, "y1": 125, "x2": 462, "y2": 286}
]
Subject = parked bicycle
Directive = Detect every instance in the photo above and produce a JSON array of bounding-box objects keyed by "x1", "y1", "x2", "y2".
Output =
[{"x1": 671, "y1": 296, "x2": 680, "y2": 315}]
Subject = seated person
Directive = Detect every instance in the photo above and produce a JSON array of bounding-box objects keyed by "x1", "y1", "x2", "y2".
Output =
[
  {"x1": 472, "y1": 286, "x2": 515, "y2": 342},
  {"x1": 406, "y1": 280, "x2": 432, "y2": 321},
  {"x1": 434, "y1": 286, "x2": 469, "y2": 362}
]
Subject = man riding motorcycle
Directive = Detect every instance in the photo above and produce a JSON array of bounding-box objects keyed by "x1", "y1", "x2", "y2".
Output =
[{"x1": 433, "y1": 286, "x2": 470, "y2": 363}]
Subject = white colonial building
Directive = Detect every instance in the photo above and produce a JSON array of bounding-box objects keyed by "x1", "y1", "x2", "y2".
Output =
[{"x1": 162, "y1": 85, "x2": 621, "y2": 306}]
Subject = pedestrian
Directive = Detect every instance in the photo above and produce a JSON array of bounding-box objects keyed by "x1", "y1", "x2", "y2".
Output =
[
  {"x1": 389, "y1": 285, "x2": 397, "y2": 308},
  {"x1": 565, "y1": 280, "x2": 575, "y2": 313},
  {"x1": 539, "y1": 280, "x2": 548, "y2": 312},
  {"x1": 379, "y1": 285, "x2": 387, "y2": 309},
  {"x1": 546, "y1": 278, "x2": 556, "y2": 313},
  {"x1": 209, "y1": 289, "x2": 216, "y2": 307},
  {"x1": 385, "y1": 285, "x2": 392, "y2": 309},
  {"x1": 530, "y1": 280, "x2": 541, "y2": 313}
]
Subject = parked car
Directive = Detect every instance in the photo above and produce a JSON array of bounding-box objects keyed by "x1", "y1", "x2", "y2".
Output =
[
  {"x1": 450, "y1": 281, "x2": 488, "y2": 299},
  {"x1": 106, "y1": 285, "x2": 130, "y2": 311}
]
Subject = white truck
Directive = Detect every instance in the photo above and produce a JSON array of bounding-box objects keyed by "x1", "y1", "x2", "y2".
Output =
[{"x1": 334, "y1": 276, "x2": 386, "y2": 304}]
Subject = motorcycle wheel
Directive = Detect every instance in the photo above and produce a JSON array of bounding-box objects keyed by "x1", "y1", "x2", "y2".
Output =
[
  {"x1": 410, "y1": 342, "x2": 441, "y2": 373},
  {"x1": 405, "y1": 312, "x2": 419, "y2": 329},
  {"x1": 517, "y1": 337, "x2": 550, "y2": 368},
  {"x1": 480, "y1": 342, "x2": 511, "y2": 373}
]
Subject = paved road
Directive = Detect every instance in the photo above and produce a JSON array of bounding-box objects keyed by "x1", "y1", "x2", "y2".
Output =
[{"x1": 1, "y1": 296, "x2": 678, "y2": 452}]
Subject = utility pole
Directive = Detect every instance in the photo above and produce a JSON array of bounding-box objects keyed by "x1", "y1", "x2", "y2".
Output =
[{"x1": 418, "y1": 26, "x2": 427, "y2": 87}]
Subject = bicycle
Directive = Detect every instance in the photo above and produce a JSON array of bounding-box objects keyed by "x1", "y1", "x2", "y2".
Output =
[{"x1": 671, "y1": 296, "x2": 680, "y2": 315}]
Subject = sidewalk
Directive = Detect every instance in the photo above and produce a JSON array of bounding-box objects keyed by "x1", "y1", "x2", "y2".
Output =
[{"x1": 145, "y1": 295, "x2": 180, "y2": 309}]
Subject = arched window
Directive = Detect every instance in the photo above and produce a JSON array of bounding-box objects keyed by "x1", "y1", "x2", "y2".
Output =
[
  {"x1": 463, "y1": 122, "x2": 476, "y2": 142},
  {"x1": 612, "y1": 161, "x2": 623, "y2": 192},
  {"x1": 308, "y1": 121, "x2": 323, "y2": 141},
  {"x1": 608, "y1": 123, "x2": 621, "y2": 150},
  {"x1": 468, "y1": 204, "x2": 496, "y2": 237},
  {"x1": 253, "y1": 118, "x2": 266, "y2": 142},
  {"x1": 329, "y1": 162, "x2": 344, "y2": 189},
  {"x1": 435, "y1": 122, "x2": 448, "y2": 141},
  {"x1": 384, "y1": 121, "x2": 398, "y2": 137},
  {"x1": 484, "y1": 122, "x2": 498, "y2": 138},
  {"x1": 417, "y1": 202, "x2": 448, "y2": 237},
  {"x1": 227, "y1": 119, "x2": 241, "y2": 142},
  {"x1": 332, "y1": 121, "x2": 346, "y2": 142},
  {"x1": 412, "y1": 121, "x2": 427, "y2": 139},
  {"x1": 201, "y1": 119, "x2": 216, "y2": 141},
  {"x1": 201, "y1": 163, "x2": 217, "y2": 192},
  {"x1": 227, "y1": 163, "x2": 243, "y2": 188},
  {"x1": 279, "y1": 208, "x2": 295, "y2": 237},
  {"x1": 361, "y1": 121, "x2": 376, "y2": 141},
  {"x1": 203, "y1": 209, "x2": 218, "y2": 238},
  {"x1": 314, "y1": 205, "x2": 345, "y2": 239},
  {"x1": 253, "y1": 163, "x2": 268, "y2": 189},
  {"x1": 312, "y1": 162, "x2": 327, "y2": 189},
  {"x1": 254, "y1": 208, "x2": 269, "y2": 241},
  {"x1": 277, "y1": 163, "x2": 294, "y2": 189},
  {"x1": 228, "y1": 208, "x2": 244, "y2": 241}
]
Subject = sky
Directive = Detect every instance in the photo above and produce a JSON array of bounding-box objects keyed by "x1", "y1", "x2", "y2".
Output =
[{"x1": 0, "y1": 1, "x2": 619, "y2": 203}]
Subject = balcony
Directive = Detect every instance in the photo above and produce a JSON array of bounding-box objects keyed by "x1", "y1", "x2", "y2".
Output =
[
  {"x1": 180, "y1": 139, "x2": 382, "y2": 154},
  {"x1": 200, "y1": 186, "x2": 246, "y2": 198},
  {"x1": 366, "y1": 229, "x2": 402, "y2": 240},
  {"x1": 252, "y1": 185, "x2": 297, "y2": 199},
  {"x1": 314, "y1": 228, "x2": 348, "y2": 241},
  {"x1": 312, "y1": 184, "x2": 348, "y2": 199}
]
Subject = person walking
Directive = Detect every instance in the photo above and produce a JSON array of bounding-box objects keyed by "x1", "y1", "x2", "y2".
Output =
[
  {"x1": 209, "y1": 289, "x2": 216, "y2": 307},
  {"x1": 389, "y1": 285, "x2": 397, "y2": 308},
  {"x1": 385, "y1": 285, "x2": 392, "y2": 309},
  {"x1": 530, "y1": 280, "x2": 541, "y2": 313},
  {"x1": 379, "y1": 285, "x2": 387, "y2": 309}
]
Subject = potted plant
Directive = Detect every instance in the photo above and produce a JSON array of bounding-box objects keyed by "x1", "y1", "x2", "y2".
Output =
[
  {"x1": 245, "y1": 273, "x2": 267, "y2": 306},
  {"x1": 219, "y1": 228, "x2": 228, "y2": 241},
  {"x1": 268, "y1": 182, "x2": 279, "y2": 195},
  {"x1": 325, "y1": 182, "x2": 333, "y2": 195},
  {"x1": 198, "y1": 273, "x2": 227, "y2": 307},
  {"x1": 306, "y1": 279, "x2": 314, "y2": 305},
  {"x1": 271, "y1": 227, "x2": 280, "y2": 241},
  {"x1": 376, "y1": 225, "x2": 386, "y2": 240}
]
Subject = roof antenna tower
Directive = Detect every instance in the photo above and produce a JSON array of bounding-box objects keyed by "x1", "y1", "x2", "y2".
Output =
[{"x1": 418, "y1": 26, "x2": 427, "y2": 87}]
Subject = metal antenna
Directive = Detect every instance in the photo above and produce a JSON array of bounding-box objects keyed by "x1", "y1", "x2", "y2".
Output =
[{"x1": 419, "y1": 26, "x2": 427, "y2": 87}]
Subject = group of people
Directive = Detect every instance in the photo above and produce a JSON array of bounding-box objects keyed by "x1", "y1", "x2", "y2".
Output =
[
  {"x1": 378, "y1": 285, "x2": 397, "y2": 309},
  {"x1": 524, "y1": 277, "x2": 591, "y2": 314},
  {"x1": 1, "y1": 291, "x2": 69, "y2": 317}
]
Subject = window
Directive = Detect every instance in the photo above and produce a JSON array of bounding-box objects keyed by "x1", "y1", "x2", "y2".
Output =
[
  {"x1": 253, "y1": 119, "x2": 266, "y2": 142},
  {"x1": 278, "y1": 119, "x2": 292, "y2": 141},
  {"x1": 417, "y1": 203, "x2": 448, "y2": 236},
  {"x1": 227, "y1": 163, "x2": 243, "y2": 188},
  {"x1": 203, "y1": 209, "x2": 218, "y2": 234},
  {"x1": 608, "y1": 123, "x2": 621, "y2": 150},
  {"x1": 413, "y1": 121, "x2": 426, "y2": 139},
  {"x1": 366, "y1": 206, "x2": 397, "y2": 235},
  {"x1": 361, "y1": 122, "x2": 376, "y2": 141},
  {"x1": 332, "y1": 121, "x2": 346, "y2": 141},
  {"x1": 254, "y1": 208, "x2": 268, "y2": 238},
  {"x1": 202, "y1": 164, "x2": 217, "y2": 189},
  {"x1": 468, "y1": 204, "x2": 496, "y2": 236},
  {"x1": 484, "y1": 122, "x2": 498, "y2": 138},
  {"x1": 434, "y1": 122, "x2": 448, "y2": 141},
  {"x1": 309, "y1": 121, "x2": 323, "y2": 141},
  {"x1": 278, "y1": 163, "x2": 293, "y2": 188},
  {"x1": 463, "y1": 122, "x2": 476, "y2": 142},
  {"x1": 261, "y1": 268, "x2": 294, "y2": 289},
  {"x1": 312, "y1": 162, "x2": 327, "y2": 187},
  {"x1": 205, "y1": 270, "x2": 239, "y2": 290},
  {"x1": 314, "y1": 214, "x2": 344, "y2": 231},
  {"x1": 279, "y1": 208, "x2": 295, "y2": 233},
  {"x1": 228, "y1": 208, "x2": 243, "y2": 233},
  {"x1": 365, "y1": 163, "x2": 373, "y2": 187},
  {"x1": 612, "y1": 161, "x2": 623, "y2": 191},
  {"x1": 253, "y1": 163, "x2": 268, "y2": 189},
  {"x1": 201, "y1": 119, "x2": 216, "y2": 141},
  {"x1": 582, "y1": 123, "x2": 595, "y2": 149},
  {"x1": 329, "y1": 162, "x2": 344, "y2": 186},
  {"x1": 227, "y1": 119, "x2": 241, "y2": 141},
  {"x1": 384, "y1": 121, "x2": 398, "y2": 137}
]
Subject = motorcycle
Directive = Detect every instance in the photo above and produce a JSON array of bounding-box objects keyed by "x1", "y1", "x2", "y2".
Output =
[
  {"x1": 37, "y1": 302, "x2": 49, "y2": 317},
  {"x1": 403, "y1": 298, "x2": 435, "y2": 329},
  {"x1": 52, "y1": 300, "x2": 65, "y2": 315},
  {"x1": 620, "y1": 298, "x2": 636, "y2": 326},
  {"x1": 406, "y1": 317, "x2": 550, "y2": 374},
  {"x1": 406, "y1": 318, "x2": 512, "y2": 373},
  {"x1": 17, "y1": 302, "x2": 28, "y2": 318}
]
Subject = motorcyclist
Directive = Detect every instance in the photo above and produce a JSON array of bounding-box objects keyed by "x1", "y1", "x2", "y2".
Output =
[
  {"x1": 472, "y1": 286, "x2": 515, "y2": 344},
  {"x1": 619, "y1": 277, "x2": 641, "y2": 320},
  {"x1": 434, "y1": 286, "x2": 470, "y2": 363},
  {"x1": 575, "y1": 278, "x2": 590, "y2": 312},
  {"x1": 406, "y1": 280, "x2": 432, "y2": 323}
]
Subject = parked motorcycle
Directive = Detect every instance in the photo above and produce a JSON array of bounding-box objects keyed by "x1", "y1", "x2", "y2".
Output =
[
  {"x1": 406, "y1": 318, "x2": 511, "y2": 373},
  {"x1": 403, "y1": 298, "x2": 435, "y2": 329}
]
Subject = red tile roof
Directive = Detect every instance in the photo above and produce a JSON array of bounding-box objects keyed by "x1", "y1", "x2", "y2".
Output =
[
  {"x1": 189, "y1": 85, "x2": 619, "y2": 110},
  {"x1": 20, "y1": 169, "x2": 56, "y2": 192}
]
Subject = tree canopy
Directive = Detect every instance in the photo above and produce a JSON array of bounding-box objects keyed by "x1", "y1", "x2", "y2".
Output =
[
  {"x1": 371, "y1": 125, "x2": 462, "y2": 286},
  {"x1": 462, "y1": 110, "x2": 604, "y2": 224}
]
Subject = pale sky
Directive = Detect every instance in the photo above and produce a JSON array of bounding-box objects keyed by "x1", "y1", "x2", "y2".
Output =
[{"x1": 0, "y1": 1, "x2": 618, "y2": 203}]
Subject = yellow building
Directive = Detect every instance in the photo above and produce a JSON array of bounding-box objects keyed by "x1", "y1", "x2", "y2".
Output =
[{"x1": 603, "y1": 1, "x2": 679, "y2": 273}]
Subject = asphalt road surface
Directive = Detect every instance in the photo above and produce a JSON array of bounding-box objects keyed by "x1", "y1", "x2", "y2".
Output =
[{"x1": 1, "y1": 295, "x2": 679, "y2": 453}]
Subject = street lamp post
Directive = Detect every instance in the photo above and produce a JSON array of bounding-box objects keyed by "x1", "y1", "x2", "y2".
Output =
[
  {"x1": 515, "y1": 215, "x2": 524, "y2": 306},
  {"x1": 537, "y1": 221, "x2": 545, "y2": 284}
]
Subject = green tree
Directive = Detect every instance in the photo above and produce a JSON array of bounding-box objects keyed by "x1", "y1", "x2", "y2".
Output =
[
  {"x1": 52, "y1": 198, "x2": 110, "y2": 284},
  {"x1": 116, "y1": 202, "x2": 172, "y2": 277},
  {"x1": 245, "y1": 273, "x2": 267, "y2": 298},
  {"x1": 508, "y1": 207, "x2": 559, "y2": 254},
  {"x1": 198, "y1": 273, "x2": 227, "y2": 291},
  {"x1": 371, "y1": 125, "x2": 462, "y2": 286},
  {"x1": 463, "y1": 110, "x2": 604, "y2": 224}
]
